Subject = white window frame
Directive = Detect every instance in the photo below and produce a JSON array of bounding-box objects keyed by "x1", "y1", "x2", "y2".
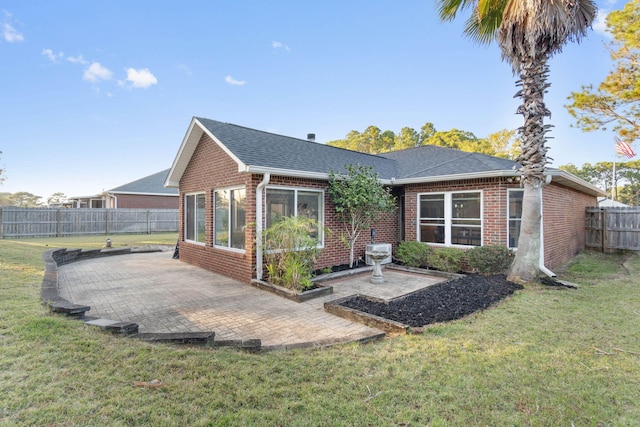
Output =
[
  {"x1": 417, "y1": 190, "x2": 483, "y2": 247},
  {"x1": 507, "y1": 189, "x2": 524, "y2": 249},
  {"x1": 264, "y1": 186, "x2": 325, "y2": 248},
  {"x1": 184, "y1": 192, "x2": 206, "y2": 245},
  {"x1": 214, "y1": 186, "x2": 246, "y2": 252}
]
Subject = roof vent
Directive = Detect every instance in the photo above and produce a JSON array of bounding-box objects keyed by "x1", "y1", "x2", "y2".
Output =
[{"x1": 307, "y1": 133, "x2": 316, "y2": 142}]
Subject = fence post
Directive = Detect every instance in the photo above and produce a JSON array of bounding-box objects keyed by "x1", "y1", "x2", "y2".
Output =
[
  {"x1": 56, "y1": 208, "x2": 61, "y2": 237},
  {"x1": 147, "y1": 210, "x2": 151, "y2": 234},
  {"x1": 105, "y1": 209, "x2": 109, "y2": 235},
  {"x1": 601, "y1": 208, "x2": 606, "y2": 253},
  {"x1": 0, "y1": 208, "x2": 3, "y2": 239}
]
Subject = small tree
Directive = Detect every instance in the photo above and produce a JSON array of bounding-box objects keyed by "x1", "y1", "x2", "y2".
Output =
[{"x1": 328, "y1": 164, "x2": 396, "y2": 268}]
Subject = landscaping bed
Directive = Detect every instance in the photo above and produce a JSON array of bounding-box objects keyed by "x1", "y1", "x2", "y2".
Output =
[{"x1": 336, "y1": 274, "x2": 523, "y2": 328}]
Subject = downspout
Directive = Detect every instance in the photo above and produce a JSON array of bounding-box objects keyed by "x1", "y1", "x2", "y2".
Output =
[
  {"x1": 539, "y1": 175, "x2": 556, "y2": 277},
  {"x1": 255, "y1": 173, "x2": 270, "y2": 281}
]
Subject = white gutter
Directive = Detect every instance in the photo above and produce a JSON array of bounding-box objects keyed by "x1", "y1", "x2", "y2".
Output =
[
  {"x1": 540, "y1": 175, "x2": 556, "y2": 277},
  {"x1": 255, "y1": 173, "x2": 270, "y2": 280}
]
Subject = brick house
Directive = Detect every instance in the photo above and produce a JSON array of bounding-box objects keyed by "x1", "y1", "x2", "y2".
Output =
[
  {"x1": 70, "y1": 169, "x2": 178, "y2": 209},
  {"x1": 166, "y1": 117, "x2": 605, "y2": 284}
]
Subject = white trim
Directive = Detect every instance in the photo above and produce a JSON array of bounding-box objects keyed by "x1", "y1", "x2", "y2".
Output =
[
  {"x1": 184, "y1": 191, "x2": 206, "y2": 245},
  {"x1": 507, "y1": 189, "x2": 524, "y2": 249},
  {"x1": 264, "y1": 185, "x2": 325, "y2": 248},
  {"x1": 417, "y1": 190, "x2": 483, "y2": 247},
  {"x1": 213, "y1": 186, "x2": 247, "y2": 252},
  {"x1": 108, "y1": 191, "x2": 178, "y2": 197}
]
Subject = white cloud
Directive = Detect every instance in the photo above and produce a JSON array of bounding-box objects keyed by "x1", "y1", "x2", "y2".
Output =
[
  {"x1": 593, "y1": 9, "x2": 612, "y2": 38},
  {"x1": 123, "y1": 68, "x2": 158, "y2": 88},
  {"x1": 83, "y1": 62, "x2": 113, "y2": 83},
  {"x1": 272, "y1": 41, "x2": 290, "y2": 52},
  {"x1": 3, "y1": 22, "x2": 23, "y2": 42},
  {"x1": 41, "y1": 48, "x2": 64, "y2": 62},
  {"x1": 66, "y1": 54, "x2": 88, "y2": 65},
  {"x1": 225, "y1": 75, "x2": 246, "y2": 86},
  {"x1": 2, "y1": 10, "x2": 24, "y2": 43}
]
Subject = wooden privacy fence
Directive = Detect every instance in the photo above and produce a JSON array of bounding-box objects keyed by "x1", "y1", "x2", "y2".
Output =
[
  {"x1": 586, "y1": 207, "x2": 640, "y2": 252},
  {"x1": 0, "y1": 208, "x2": 179, "y2": 238}
]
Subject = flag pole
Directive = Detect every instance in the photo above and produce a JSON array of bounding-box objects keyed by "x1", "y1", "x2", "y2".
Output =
[{"x1": 612, "y1": 158, "x2": 616, "y2": 201}]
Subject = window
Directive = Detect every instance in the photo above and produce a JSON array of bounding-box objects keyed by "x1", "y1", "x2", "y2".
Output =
[
  {"x1": 419, "y1": 191, "x2": 482, "y2": 246},
  {"x1": 265, "y1": 187, "x2": 323, "y2": 243},
  {"x1": 214, "y1": 188, "x2": 246, "y2": 250},
  {"x1": 185, "y1": 193, "x2": 206, "y2": 244},
  {"x1": 508, "y1": 190, "x2": 524, "y2": 248}
]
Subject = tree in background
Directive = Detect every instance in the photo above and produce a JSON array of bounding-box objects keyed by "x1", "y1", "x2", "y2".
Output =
[
  {"x1": 47, "y1": 192, "x2": 68, "y2": 207},
  {"x1": 566, "y1": 0, "x2": 639, "y2": 144},
  {"x1": 8, "y1": 192, "x2": 42, "y2": 208},
  {"x1": 438, "y1": 0, "x2": 596, "y2": 284},
  {"x1": 327, "y1": 165, "x2": 396, "y2": 268},
  {"x1": 327, "y1": 122, "x2": 519, "y2": 158},
  {"x1": 560, "y1": 160, "x2": 640, "y2": 204}
]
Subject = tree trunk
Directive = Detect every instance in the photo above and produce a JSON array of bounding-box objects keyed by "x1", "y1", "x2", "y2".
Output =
[
  {"x1": 507, "y1": 182, "x2": 541, "y2": 284},
  {"x1": 506, "y1": 56, "x2": 551, "y2": 284}
]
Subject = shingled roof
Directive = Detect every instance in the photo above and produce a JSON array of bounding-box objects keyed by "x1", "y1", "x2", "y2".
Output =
[
  {"x1": 110, "y1": 169, "x2": 178, "y2": 196},
  {"x1": 166, "y1": 117, "x2": 605, "y2": 196}
]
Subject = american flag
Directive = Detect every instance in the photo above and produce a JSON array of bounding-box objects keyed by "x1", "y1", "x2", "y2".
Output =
[{"x1": 615, "y1": 137, "x2": 636, "y2": 159}]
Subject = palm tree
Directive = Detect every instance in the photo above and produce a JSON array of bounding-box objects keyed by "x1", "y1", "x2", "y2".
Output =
[{"x1": 437, "y1": 0, "x2": 596, "y2": 283}]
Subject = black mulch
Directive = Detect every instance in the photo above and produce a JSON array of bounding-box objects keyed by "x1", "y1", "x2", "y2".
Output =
[{"x1": 339, "y1": 274, "x2": 523, "y2": 328}]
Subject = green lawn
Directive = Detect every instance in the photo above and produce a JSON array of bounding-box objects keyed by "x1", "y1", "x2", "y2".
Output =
[{"x1": 1, "y1": 234, "x2": 639, "y2": 426}]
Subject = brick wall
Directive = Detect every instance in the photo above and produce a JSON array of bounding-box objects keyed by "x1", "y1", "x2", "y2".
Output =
[
  {"x1": 404, "y1": 177, "x2": 520, "y2": 247},
  {"x1": 542, "y1": 182, "x2": 597, "y2": 269},
  {"x1": 115, "y1": 194, "x2": 178, "y2": 209},
  {"x1": 178, "y1": 133, "x2": 255, "y2": 283},
  {"x1": 403, "y1": 177, "x2": 597, "y2": 270},
  {"x1": 177, "y1": 133, "x2": 401, "y2": 283}
]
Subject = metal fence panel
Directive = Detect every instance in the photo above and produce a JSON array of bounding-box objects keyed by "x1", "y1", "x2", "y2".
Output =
[{"x1": 0, "y1": 208, "x2": 179, "y2": 238}]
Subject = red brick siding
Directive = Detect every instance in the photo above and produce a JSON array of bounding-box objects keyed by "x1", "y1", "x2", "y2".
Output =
[
  {"x1": 542, "y1": 183, "x2": 597, "y2": 269},
  {"x1": 178, "y1": 133, "x2": 255, "y2": 283},
  {"x1": 403, "y1": 178, "x2": 597, "y2": 269},
  {"x1": 114, "y1": 194, "x2": 178, "y2": 209},
  {"x1": 404, "y1": 178, "x2": 520, "y2": 247}
]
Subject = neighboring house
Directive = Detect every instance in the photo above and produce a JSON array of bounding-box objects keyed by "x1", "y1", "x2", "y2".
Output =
[
  {"x1": 166, "y1": 117, "x2": 606, "y2": 284},
  {"x1": 70, "y1": 169, "x2": 179, "y2": 209},
  {"x1": 597, "y1": 197, "x2": 629, "y2": 207}
]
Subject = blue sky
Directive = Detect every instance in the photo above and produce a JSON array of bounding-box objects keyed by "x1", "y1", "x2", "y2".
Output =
[{"x1": 0, "y1": 0, "x2": 623, "y2": 201}]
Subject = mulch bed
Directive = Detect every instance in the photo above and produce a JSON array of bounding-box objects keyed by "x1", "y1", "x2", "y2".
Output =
[{"x1": 339, "y1": 274, "x2": 523, "y2": 327}]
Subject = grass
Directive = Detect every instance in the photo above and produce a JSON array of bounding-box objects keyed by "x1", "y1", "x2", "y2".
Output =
[{"x1": 1, "y1": 234, "x2": 639, "y2": 426}]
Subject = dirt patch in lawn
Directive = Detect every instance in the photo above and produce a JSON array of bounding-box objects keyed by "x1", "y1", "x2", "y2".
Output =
[{"x1": 339, "y1": 274, "x2": 523, "y2": 328}]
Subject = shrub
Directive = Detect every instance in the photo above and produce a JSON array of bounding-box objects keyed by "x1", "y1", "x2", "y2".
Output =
[
  {"x1": 427, "y1": 247, "x2": 465, "y2": 273},
  {"x1": 395, "y1": 241, "x2": 431, "y2": 267},
  {"x1": 262, "y1": 216, "x2": 320, "y2": 291},
  {"x1": 467, "y1": 245, "x2": 513, "y2": 275}
]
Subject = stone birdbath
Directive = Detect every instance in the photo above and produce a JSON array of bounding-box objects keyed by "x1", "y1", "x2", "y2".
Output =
[{"x1": 365, "y1": 250, "x2": 390, "y2": 284}]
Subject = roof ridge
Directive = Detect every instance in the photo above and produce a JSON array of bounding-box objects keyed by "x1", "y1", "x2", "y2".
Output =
[{"x1": 195, "y1": 116, "x2": 388, "y2": 161}]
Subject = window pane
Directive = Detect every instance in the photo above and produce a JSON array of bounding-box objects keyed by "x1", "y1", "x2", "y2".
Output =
[
  {"x1": 298, "y1": 191, "x2": 321, "y2": 238},
  {"x1": 419, "y1": 194, "x2": 445, "y2": 243},
  {"x1": 185, "y1": 194, "x2": 195, "y2": 241},
  {"x1": 420, "y1": 194, "x2": 444, "y2": 219},
  {"x1": 452, "y1": 193, "x2": 480, "y2": 219},
  {"x1": 509, "y1": 190, "x2": 524, "y2": 248},
  {"x1": 451, "y1": 226, "x2": 481, "y2": 246},
  {"x1": 509, "y1": 190, "x2": 523, "y2": 218},
  {"x1": 230, "y1": 189, "x2": 246, "y2": 249},
  {"x1": 266, "y1": 189, "x2": 294, "y2": 228},
  {"x1": 196, "y1": 194, "x2": 206, "y2": 243},
  {"x1": 420, "y1": 222, "x2": 445, "y2": 243},
  {"x1": 215, "y1": 190, "x2": 229, "y2": 246}
]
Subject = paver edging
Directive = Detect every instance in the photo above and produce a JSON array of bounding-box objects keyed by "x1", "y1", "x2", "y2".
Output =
[
  {"x1": 324, "y1": 294, "x2": 409, "y2": 336},
  {"x1": 250, "y1": 279, "x2": 333, "y2": 302}
]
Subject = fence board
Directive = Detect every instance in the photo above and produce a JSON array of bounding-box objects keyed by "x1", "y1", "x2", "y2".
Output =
[
  {"x1": 0, "y1": 208, "x2": 179, "y2": 238},
  {"x1": 586, "y1": 207, "x2": 640, "y2": 251}
]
